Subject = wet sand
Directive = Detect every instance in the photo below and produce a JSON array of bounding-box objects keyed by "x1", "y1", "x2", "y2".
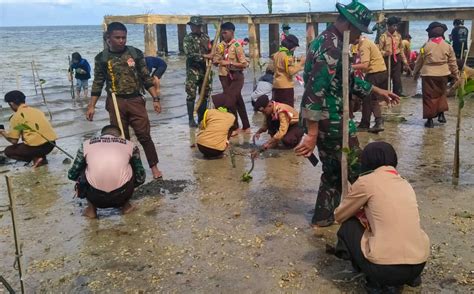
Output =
[{"x1": 0, "y1": 70, "x2": 473, "y2": 293}]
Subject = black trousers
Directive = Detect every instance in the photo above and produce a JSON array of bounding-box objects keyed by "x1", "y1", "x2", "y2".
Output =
[
  {"x1": 384, "y1": 54, "x2": 403, "y2": 96},
  {"x1": 335, "y1": 217, "x2": 426, "y2": 288},
  {"x1": 4, "y1": 141, "x2": 55, "y2": 162}
]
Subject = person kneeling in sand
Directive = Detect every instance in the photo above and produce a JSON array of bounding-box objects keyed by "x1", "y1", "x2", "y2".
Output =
[
  {"x1": 334, "y1": 142, "x2": 430, "y2": 292},
  {"x1": 196, "y1": 103, "x2": 236, "y2": 159},
  {"x1": 252, "y1": 95, "x2": 304, "y2": 150},
  {"x1": 68, "y1": 125, "x2": 146, "y2": 218}
]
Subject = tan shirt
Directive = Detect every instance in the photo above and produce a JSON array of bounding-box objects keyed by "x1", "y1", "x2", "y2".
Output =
[
  {"x1": 261, "y1": 102, "x2": 299, "y2": 140},
  {"x1": 196, "y1": 109, "x2": 235, "y2": 151},
  {"x1": 378, "y1": 31, "x2": 408, "y2": 64},
  {"x1": 6, "y1": 104, "x2": 57, "y2": 146},
  {"x1": 334, "y1": 166, "x2": 430, "y2": 265},
  {"x1": 413, "y1": 38, "x2": 459, "y2": 77},
  {"x1": 358, "y1": 37, "x2": 386, "y2": 74},
  {"x1": 273, "y1": 51, "x2": 302, "y2": 89},
  {"x1": 214, "y1": 39, "x2": 248, "y2": 76}
]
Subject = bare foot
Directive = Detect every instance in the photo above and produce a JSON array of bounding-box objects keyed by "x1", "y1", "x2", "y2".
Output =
[
  {"x1": 121, "y1": 202, "x2": 137, "y2": 215},
  {"x1": 32, "y1": 157, "x2": 47, "y2": 168},
  {"x1": 151, "y1": 165, "x2": 163, "y2": 179},
  {"x1": 83, "y1": 204, "x2": 97, "y2": 219},
  {"x1": 231, "y1": 130, "x2": 239, "y2": 137}
]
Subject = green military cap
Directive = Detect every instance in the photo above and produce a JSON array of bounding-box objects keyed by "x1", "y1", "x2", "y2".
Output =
[
  {"x1": 336, "y1": 0, "x2": 373, "y2": 34},
  {"x1": 187, "y1": 16, "x2": 204, "y2": 26}
]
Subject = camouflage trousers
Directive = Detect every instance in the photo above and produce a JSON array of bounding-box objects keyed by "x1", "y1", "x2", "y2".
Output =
[
  {"x1": 185, "y1": 66, "x2": 211, "y2": 103},
  {"x1": 312, "y1": 132, "x2": 361, "y2": 226}
]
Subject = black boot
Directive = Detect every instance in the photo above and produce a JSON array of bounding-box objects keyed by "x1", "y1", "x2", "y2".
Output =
[
  {"x1": 186, "y1": 101, "x2": 197, "y2": 127},
  {"x1": 424, "y1": 118, "x2": 434, "y2": 128},
  {"x1": 357, "y1": 122, "x2": 370, "y2": 132},
  {"x1": 438, "y1": 112, "x2": 447, "y2": 123},
  {"x1": 369, "y1": 117, "x2": 384, "y2": 133}
]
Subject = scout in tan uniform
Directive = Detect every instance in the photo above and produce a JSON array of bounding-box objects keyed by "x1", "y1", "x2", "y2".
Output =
[
  {"x1": 272, "y1": 34, "x2": 305, "y2": 107},
  {"x1": 413, "y1": 22, "x2": 458, "y2": 128},
  {"x1": 252, "y1": 95, "x2": 303, "y2": 149},
  {"x1": 213, "y1": 22, "x2": 250, "y2": 132},
  {"x1": 196, "y1": 106, "x2": 236, "y2": 158},
  {"x1": 353, "y1": 36, "x2": 387, "y2": 132},
  {"x1": 378, "y1": 16, "x2": 409, "y2": 96}
]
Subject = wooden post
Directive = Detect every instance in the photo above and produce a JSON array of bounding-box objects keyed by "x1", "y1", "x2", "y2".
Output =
[
  {"x1": 144, "y1": 24, "x2": 157, "y2": 57},
  {"x1": 305, "y1": 15, "x2": 318, "y2": 49},
  {"x1": 269, "y1": 23, "x2": 279, "y2": 57},
  {"x1": 6, "y1": 176, "x2": 25, "y2": 294},
  {"x1": 248, "y1": 17, "x2": 260, "y2": 88},
  {"x1": 255, "y1": 24, "x2": 261, "y2": 58},
  {"x1": 177, "y1": 24, "x2": 187, "y2": 55},
  {"x1": 156, "y1": 24, "x2": 168, "y2": 56},
  {"x1": 341, "y1": 30, "x2": 350, "y2": 201},
  {"x1": 102, "y1": 21, "x2": 108, "y2": 50}
]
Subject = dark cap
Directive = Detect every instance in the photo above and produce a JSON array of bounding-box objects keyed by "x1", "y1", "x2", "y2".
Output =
[
  {"x1": 387, "y1": 16, "x2": 401, "y2": 26},
  {"x1": 426, "y1": 21, "x2": 447, "y2": 33},
  {"x1": 253, "y1": 95, "x2": 270, "y2": 112},
  {"x1": 187, "y1": 16, "x2": 204, "y2": 26},
  {"x1": 4, "y1": 90, "x2": 26, "y2": 104}
]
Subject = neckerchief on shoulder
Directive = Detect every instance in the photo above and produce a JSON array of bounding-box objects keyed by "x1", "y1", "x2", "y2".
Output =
[
  {"x1": 224, "y1": 39, "x2": 237, "y2": 60},
  {"x1": 386, "y1": 31, "x2": 398, "y2": 63},
  {"x1": 279, "y1": 46, "x2": 293, "y2": 74},
  {"x1": 271, "y1": 102, "x2": 293, "y2": 121},
  {"x1": 430, "y1": 36, "x2": 444, "y2": 44}
]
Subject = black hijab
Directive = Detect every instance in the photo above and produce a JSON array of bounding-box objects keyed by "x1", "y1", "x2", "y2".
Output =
[{"x1": 360, "y1": 141, "x2": 398, "y2": 173}]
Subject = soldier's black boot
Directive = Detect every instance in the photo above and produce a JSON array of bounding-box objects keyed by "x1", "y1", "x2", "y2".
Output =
[
  {"x1": 369, "y1": 117, "x2": 384, "y2": 133},
  {"x1": 424, "y1": 118, "x2": 434, "y2": 128},
  {"x1": 187, "y1": 101, "x2": 198, "y2": 127},
  {"x1": 438, "y1": 112, "x2": 446, "y2": 123}
]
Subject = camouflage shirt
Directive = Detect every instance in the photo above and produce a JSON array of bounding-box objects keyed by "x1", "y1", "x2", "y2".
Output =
[
  {"x1": 183, "y1": 32, "x2": 211, "y2": 69},
  {"x1": 91, "y1": 46, "x2": 154, "y2": 98},
  {"x1": 302, "y1": 27, "x2": 373, "y2": 138}
]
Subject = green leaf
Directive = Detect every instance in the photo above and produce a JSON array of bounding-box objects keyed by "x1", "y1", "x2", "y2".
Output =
[
  {"x1": 341, "y1": 147, "x2": 350, "y2": 154},
  {"x1": 464, "y1": 79, "x2": 474, "y2": 95},
  {"x1": 20, "y1": 112, "x2": 25, "y2": 118},
  {"x1": 241, "y1": 172, "x2": 253, "y2": 183},
  {"x1": 14, "y1": 123, "x2": 33, "y2": 132},
  {"x1": 35, "y1": 123, "x2": 40, "y2": 130},
  {"x1": 39, "y1": 79, "x2": 46, "y2": 85}
]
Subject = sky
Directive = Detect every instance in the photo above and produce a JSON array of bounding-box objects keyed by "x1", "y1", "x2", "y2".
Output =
[{"x1": 0, "y1": 0, "x2": 473, "y2": 26}]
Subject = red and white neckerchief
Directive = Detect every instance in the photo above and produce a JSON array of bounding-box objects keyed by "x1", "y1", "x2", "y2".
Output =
[
  {"x1": 387, "y1": 32, "x2": 398, "y2": 63},
  {"x1": 271, "y1": 102, "x2": 293, "y2": 121},
  {"x1": 223, "y1": 39, "x2": 237, "y2": 60},
  {"x1": 430, "y1": 36, "x2": 444, "y2": 44}
]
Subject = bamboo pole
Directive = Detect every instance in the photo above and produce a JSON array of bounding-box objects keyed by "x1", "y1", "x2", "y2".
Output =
[
  {"x1": 31, "y1": 62, "x2": 38, "y2": 95},
  {"x1": 341, "y1": 30, "x2": 350, "y2": 200},
  {"x1": 5, "y1": 176, "x2": 25, "y2": 294},
  {"x1": 248, "y1": 17, "x2": 259, "y2": 89},
  {"x1": 194, "y1": 19, "x2": 223, "y2": 115},
  {"x1": 111, "y1": 92, "x2": 125, "y2": 139},
  {"x1": 387, "y1": 54, "x2": 392, "y2": 92},
  {"x1": 67, "y1": 55, "x2": 75, "y2": 99},
  {"x1": 452, "y1": 42, "x2": 468, "y2": 185},
  {"x1": 32, "y1": 60, "x2": 53, "y2": 120}
]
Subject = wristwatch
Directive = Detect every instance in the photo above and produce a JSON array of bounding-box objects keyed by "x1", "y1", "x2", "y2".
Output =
[{"x1": 152, "y1": 96, "x2": 160, "y2": 102}]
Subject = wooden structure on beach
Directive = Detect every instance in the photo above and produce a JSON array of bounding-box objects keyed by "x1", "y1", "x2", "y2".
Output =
[{"x1": 103, "y1": 7, "x2": 474, "y2": 65}]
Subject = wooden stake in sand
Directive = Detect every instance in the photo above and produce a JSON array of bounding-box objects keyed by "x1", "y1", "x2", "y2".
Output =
[
  {"x1": 67, "y1": 55, "x2": 75, "y2": 100},
  {"x1": 30, "y1": 61, "x2": 38, "y2": 95},
  {"x1": 107, "y1": 60, "x2": 125, "y2": 139},
  {"x1": 5, "y1": 176, "x2": 25, "y2": 294},
  {"x1": 452, "y1": 42, "x2": 469, "y2": 185},
  {"x1": 341, "y1": 30, "x2": 350, "y2": 200},
  {"x1": 195, "y1": 19, "x2": 223, "y2": 115},
  {"x1": 32, "y1": 60, "x2": 53, "y2": 120}
]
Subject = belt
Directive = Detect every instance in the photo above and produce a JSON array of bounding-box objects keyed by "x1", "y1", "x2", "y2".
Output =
[{"x1": 109, "y1": 92, "x2": 142, "y2": 99}]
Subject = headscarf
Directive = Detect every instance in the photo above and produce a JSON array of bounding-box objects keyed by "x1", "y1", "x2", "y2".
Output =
[{"x1": 360, "y1": 141, "x2": 398, "y2": 173}]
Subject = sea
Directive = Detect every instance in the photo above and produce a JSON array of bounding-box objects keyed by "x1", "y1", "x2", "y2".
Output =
[{"x1": 0, "y1": 20, "x2": 471, "y2": 149}]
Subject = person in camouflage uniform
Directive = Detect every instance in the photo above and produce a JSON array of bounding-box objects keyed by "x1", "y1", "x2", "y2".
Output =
[
  {"x1": 295, "y1": 0, "x2": 399, "y2": 227},
  {"x1": 184, "y1": 16, "x2": 213, "y2": 127},
  {"x1": 86, "y1": 22, "x2": 163, "y2": 179}
]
